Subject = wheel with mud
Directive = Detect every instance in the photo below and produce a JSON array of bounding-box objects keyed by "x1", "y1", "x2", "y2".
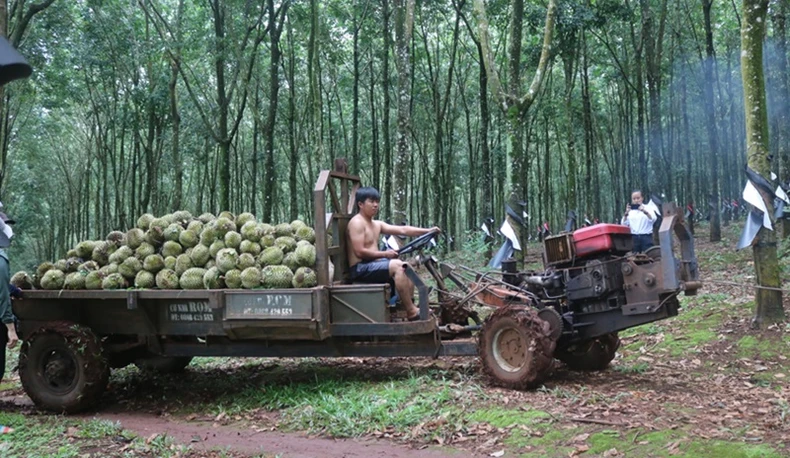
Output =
[
  {"x1": 134, "y1": 355, "x2": 193, "y2": 373},
  {"x1": 19, "y1": 322, "x2": 109, "y2": 413},
  {"x1": 555, "y1": 333, "x2": 621, "y2": 371},
  {"x1": 478, "y1": 305, "x2": 556, "y2": 390}
]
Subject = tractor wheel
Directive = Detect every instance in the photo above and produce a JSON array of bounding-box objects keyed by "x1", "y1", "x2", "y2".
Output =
[
  {"x1": 134, "y1": 355, "x2": 193, "y2": 373},
  {"x1": 19, "y1": 322, "x2": 109, "y2": 414},
  {"x1": 555, "y1": 333, "x2": 621, "y2": 371},
  {"x1": 478, "y1": 305, "x2": 556, "y2": 390}
]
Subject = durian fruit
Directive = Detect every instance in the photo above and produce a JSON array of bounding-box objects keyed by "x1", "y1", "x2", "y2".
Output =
[
  {"x1": 224, "y1": 231, "x2": 242, "y2": 249},
  {"x1": 143, "y1": 254, "x2": 165, "y2": 273},
  {"x1": 261, "y1": 265, "x2": 294, "y2": 289},
  {"x1": 236, "y1": 252, "x2": 256, "y2": 271},
  {"x1": 135, "y1": 242, "x2": 155, "y2": 260},
  {"x1": 119, "y1": 257, "x2": 143, "y2": 280},
  {"x1": 292, "y1": 267, "x2": 318, "y2": 288},
  {"x1": 64, "y1": 272, "x2": 86, "y2": 290},
  {"x1": 205, "y1": 259, "x2": 215, "y2": 270},
  {"x1": 92, "y1": 241, "x2": 115, "y2": 265},
  {"x1": 66, "y1": 249, "x2": 78, "y2": 258},
  {"x1": 239, "y1": 240, "x2": 261, "y2": 256},
  {"x1": 163, "y1": 224, "x2": 183, "y2": 242},
  {"x1": 203, "y1": 266, "x2": 225, "y2": 289},
  {"x1": 240, "y1": 221, "x2": 263, "y2": 242},
  {"x1": 282, "y1": 252, "x2": 299, "y2": 272},
  {"x1": 199, "y1": 227, "x2": 218, "y2": 246},
  {"x1": 106, "y1": 230, "x2": 126, "y2": 247},
  {"x1": 78, "y1": 261, "x2": 100, "y2": 273},
  {"x1": 145, "y1": 227, "x2": 165, "y2": 246},
  {"x1": 187, "y1": 220, "x2": 204, "y2": 233},
  {"x1": 36, "y1": 262, "x2": 55, "y2": 279},
  {"x1": 190, "y1": 244, "x2": 210, "y2": 267},
  {"x1": 179, "y1": 229, "x2": 199, "y2": 248},
  {"x1": 41, "y1": 269, "x2": 66, "y2": 290},
  {"x1": 295, "y1": 226, "x2": 316, "y2": 243},
  {"x1": 224, "y1": 269, "x2": 242, "y2": 289},
  {"x1": 235, "y1": 212, "x2": 256, "y2": 228},
  {"x1": 274, "y1": 223, "x2": 293, "y2": 237},
  {"x1": 175, "y1": 254, "x2": 193, "y2": 277},
  {"x1": 218, "y1": 211, "x2": 235, "y2": 221},
  {"x1": 126, "y1": 228, "x2": 145, "y2": 249},
  {"x1": 290, "y1": 220, "x2": 307, "y2": 232},
  {"x1": 240, "y1": 267, "x2": 261, "y2": 289},
  {"x1": 295, "y1": 244, "x2": 317, "y2": 267},
  {"x1": 164, "y1": 256, "x2": 177, "y2": 270},
  {"x1": 259, "y1": 223, "x2": 274, "y2": 236},
  {"x1": 137, "y1": 213, "x2": 155, "y2": 230},
  {"x1": 209, "y1": 240, "x2": 226, "y2": 258},
  {"x1": 180, "y1": 267, "x2": 207, "y2": 290},
  {"x1": 149, "y1": 217, "x2": 169, "y2": 232},
  {"x1": 108, "y1": 246, "x2": 133, "y2": 264},
  {"x1": 214, "y1": 217, "x2": 236, "y2": 237},
  {"x1": 198, "y1": 212, "x2": 215, "y2": 224},
  {"x1": 10, "y1": 271, "x2": 34, "y2": 289},
  {"x1": 260, "y1": 234, "x2": 275, "y2": 248},
  {"x1": 274, "y1": 236, "x2": 297, "y2": 253},
  {"x1": 135, "y1": 270, "x2": 156, "y2": 288},
  {"x1": 99, "y1": 263, "x2": 119, "y2": 276},
  {"x1": 85, "y1": 271, "x2": 104, "y2": 289},
  {"x1": 162, "y1": 241, "x2": 183, "y2": 258},
  {"x1": 156, "y1": 269, "x2": 180, "y2": 289},
  {"x1": 258, "y1": 246, "x2": 284, "y2": 267},
  {"x1": 102, "y1": 272, "x2": 127, "y2": 289},
  {"x1": 54, "y1": 259, "x2": 67, "y2": 272},
  {"x1": 215, "y1": 248, "x2": 239, "y2": 273},
  {"x1": 172, "y1": 210, "x2": 193, "y2": 225},
  {"x1": 75, "y1": 241, "x2": 97, "y2": 259},
  {"x1": 64, "y1": 257, "x2": 82, "y2": 273}
]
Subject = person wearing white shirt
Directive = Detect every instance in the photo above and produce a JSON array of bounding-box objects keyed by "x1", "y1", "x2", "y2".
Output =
[{"x1": 621, "y1": 190, "x2": 657, "y2": 252}]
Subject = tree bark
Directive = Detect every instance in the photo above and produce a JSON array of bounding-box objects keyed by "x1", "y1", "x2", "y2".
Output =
[
  {"x1": 702, "y1": 0, "x2": 721, "y2": 241},
  {"x1": 741, "y1": 0, "x2": 785, "y2": 325},
  {"x1": 393, "y1": 0, "x2": 415, "y2": 223}
]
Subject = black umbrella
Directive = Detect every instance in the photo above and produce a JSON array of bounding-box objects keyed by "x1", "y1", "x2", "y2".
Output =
[{"x1": 0, "y1": 36, "x2": 31, "y2": 86}]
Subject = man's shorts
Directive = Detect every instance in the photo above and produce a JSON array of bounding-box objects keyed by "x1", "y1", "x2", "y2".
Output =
[{"x1": 349, "y1": 258, "x2": 391, "y2": 283}]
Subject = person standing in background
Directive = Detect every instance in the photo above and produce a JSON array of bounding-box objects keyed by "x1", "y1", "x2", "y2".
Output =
[{"x1": 622, "y1": 190, "x2": 657, "y2": 253}]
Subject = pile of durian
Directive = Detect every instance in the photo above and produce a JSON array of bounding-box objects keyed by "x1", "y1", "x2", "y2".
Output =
[{"x1": 11, "y1": 211, "x2": 318, "y2": 290}]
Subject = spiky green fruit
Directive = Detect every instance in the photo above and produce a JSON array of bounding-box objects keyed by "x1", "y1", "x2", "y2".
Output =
[
  {"x1": 106, "y1": 230, "x2": 126, "y2": 246},
  {"x1": 187, "y1": 220, "x2": 204, "y2": 233},
  {"x1": 239, "y1": 240, "x2": 261, "y2": 257},
  {"x1": 295, "y1": 226, "x2": 316, "y2": 243},
  {"x1": 91, "y1": 241, "x2": 112, "y2": 265},
  {"x1": 224, "y1": 269, "x2": 242, "y2": 289},
  {"x1": 203, "y1": 266, "x2": 225, "y2": 289},
  {"x1": 41, "y1": 269, "x2": 66, "y2": 290},
  {"x1": 75, "y1": 240, "x2": 96, "y2": 259},
  {"x1": 11, "y1": 271, "x2": 34, "y2": 289},
  {"x1": 164, "y1": 256, "x2": 177, "y2": 271},
  {"x1": 209, "y1": 240, "x2": 226, "y2": 258},
  {"x1": 292, "y1": 267, "x2": 318, "y2": 288},
  {"x1": 260, "y1": 234, "x2": 275, "y2": 248},
  {"x1": 175, "y1": 254, "x2": 193, "y2": 277},
  {"x1": 143, "y1": 254, "x2": 165, "y2": 273},
  {"x1": 85, "y1": 271, "x2": 103, "y2": 289},
  {"x1": 200, "y1": 227, "x2": 218, "y2": 246},
  {"x1": 156, "y1": 269, "x2": 180, "y2": 289},
  {"x1": 290, "y1": 220, "x2": 307, "y2": 232},
  {"x1": 260, "y1": 223, "x2": 274, "y2": 235},
  {"x1": 66, "y1": 249, "x2": 78, "y2": 259},
  {"x1": 189, "y1": 244, "x2": 210, "y2": 267},
  {"x1": 240, "y1": 221, "x2": 262, "y2": 242},
  {"x1": 137, "y1": 213, "x2": 155, "y2": 230},
  {"x1": 135, "y1": 242, "x2": 156, "y2": 260},
  {"x1": 274, "y1": 223, "x2": 293, "y2": 237},
  {"x1": 54, "y1": 259, "x2": 68, "y2": 272},
  {"x1": 36, "y1": 262, "x2": 55, "y2": 279},
  {"x1": 78, "y1": 261, "x2": 99, "y2": 273},
  {"x1": 218, "y1": 211, "x2": 235, "y2": 221},
  {"x1": 99, "y1": 263, "x2": 119, "y2": 276},
  {"x1": 164, "y1": 224, "x2": 183, "y2": 242},
  {"x1": 119, "y1": 257, "x2": 143, "y2": 280},
  {"x1": 149, "y1": 217, "x2": 169, "y2": 232},
  {"x1": 172, "y1": 210, "x2": 193, "y2": 225},
  {"x1": 240, "y1": 267, "x2": 261, "y2": 289},
  {"x1": 214, "y1": 217, "x2": 236, "y2": 237},
  {"x1": 162, "y1": 241, "x2": 183, "y2": 258},
  {"x1": 135, "y1": 270, "x2": 155, "y2": 288},
  {"x1": 198, "y1": 212, "x2": 215, "y2": 224},
  {"x1": 282, "y1": 252, "x2": 299, "y2": 272},
  {"x1": 126, "y1": 228, "x2": 145, "y2": 249},
  {"x1": 224, "y1": 231, "x2": 242, "y2": 249},
  {"x1": 297, "y1": 240, "x2": 312, "y2": 248},
  {"x1": 145, "y1": 227, "x2": 165, "y2": 246},
  {"x1": 274, "y1": 236, "x2": 297, "y2": 253},
  {"x1": 295, "y1": 243, "x2": 317, "y2": 267},
  {"x1": 261, "y1": 265, "x2": 294, "y2": 289},
  {"x1": 215, "y1": 248, "x2": 239, "y2": 273},
  {"x1": 258, "y1": 246, "x2": 284, "y2": 267},
  {"x1": 205, "y1": 259, "x2": 215, "y2": 269},
  {"x1": 235, "y1": 212, "x2": 256, "y2": 228},
  {"x1": 236, "y1": 252, "x2": 257, "y2": 271},
  {"x1": 64, "y1": 257, "x2": 82, "y2": 273},
  {"x1": 102, "y1": 272, "x2": 127, "y2": 290},
  {"x1": 179, "y1": 229, "x2": 198, "y2": 248},
  {"x1": 108, "y1": 246, "x2": 133, "y2": 264},
  {"x1": 180, "y1": 267, "x2": 207, "y2": 290}
]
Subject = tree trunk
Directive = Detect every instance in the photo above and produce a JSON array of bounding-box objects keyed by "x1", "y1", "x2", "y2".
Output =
[
  {"x1": 741, "y1": 0, "x2": 785, "y2": 325},
  {"x1": 393, "y1": 0, "x2": 415, "y2": 223},
  {"x1": 771, "y1": 0, "x2": 790, "y2": 238},
  {"x1": 703, "y1": 0, "x2": 721, "y2": 241}
]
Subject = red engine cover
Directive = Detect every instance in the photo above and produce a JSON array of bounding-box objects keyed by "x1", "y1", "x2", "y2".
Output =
[{"x1": 572, "y1": 224, "x2": 633, "y2": 258}]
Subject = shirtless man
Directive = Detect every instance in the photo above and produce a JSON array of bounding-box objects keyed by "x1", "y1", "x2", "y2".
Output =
[{"x1": 347, "y1": 186, "x2": 439, "y2": 321}]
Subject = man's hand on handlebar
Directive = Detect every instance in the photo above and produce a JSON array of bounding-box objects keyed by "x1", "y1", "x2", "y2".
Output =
[{"x1": 383, "y1": 249, "x2": 400, "y2": 259}]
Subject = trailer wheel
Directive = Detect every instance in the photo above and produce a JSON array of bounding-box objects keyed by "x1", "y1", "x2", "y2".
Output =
[
  {"x1": 19, "y1": 322, "x2": 109, "y2": 414},
  {"x1": 555, "y1": 333, "x2": 621, "y2": 371},
  {"x1": 478, "y1": 305, "x2": 556, "y2": 390},
  {"x1": 134, "y1": 355, "x2": 193, "y2": 373}
]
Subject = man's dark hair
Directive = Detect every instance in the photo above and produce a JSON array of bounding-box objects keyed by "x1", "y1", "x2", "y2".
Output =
[
  {"x1": 631, "y1": 189, "x2": 643, "y2": 197},
  {"x1": 355, "y1": 186, "x2": 381, "y2": 209}
]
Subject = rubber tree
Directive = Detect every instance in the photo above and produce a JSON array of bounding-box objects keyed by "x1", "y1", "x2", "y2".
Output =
[
  {"x1": 740, "y1": 0, "x2": 785, "y2": 326},
  {"x1": 473, "y1": 0, "x2": 557, "y2": 257},
  {"x1": 392, "y1": 0, "x2": 415, "y2": 224}
]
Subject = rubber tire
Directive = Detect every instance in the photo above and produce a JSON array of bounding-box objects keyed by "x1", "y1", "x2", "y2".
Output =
[
  {"x1": 478, "y1": 305, "x2": 555, "y2": 390},
  {"x1": 134, "y1": 355, "x2": 193, "y2": 373},
  {"x1": 19, "y1": 322, "x2": 109, "y2": 414},
  {"x1": 555, "y1": 333, "x2": 621, "y2": 371}
]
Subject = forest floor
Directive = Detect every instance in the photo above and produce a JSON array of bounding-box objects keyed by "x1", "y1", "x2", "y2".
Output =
[{"x1": 1, "y1": 222, "x2": 789, "y2": 457}]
